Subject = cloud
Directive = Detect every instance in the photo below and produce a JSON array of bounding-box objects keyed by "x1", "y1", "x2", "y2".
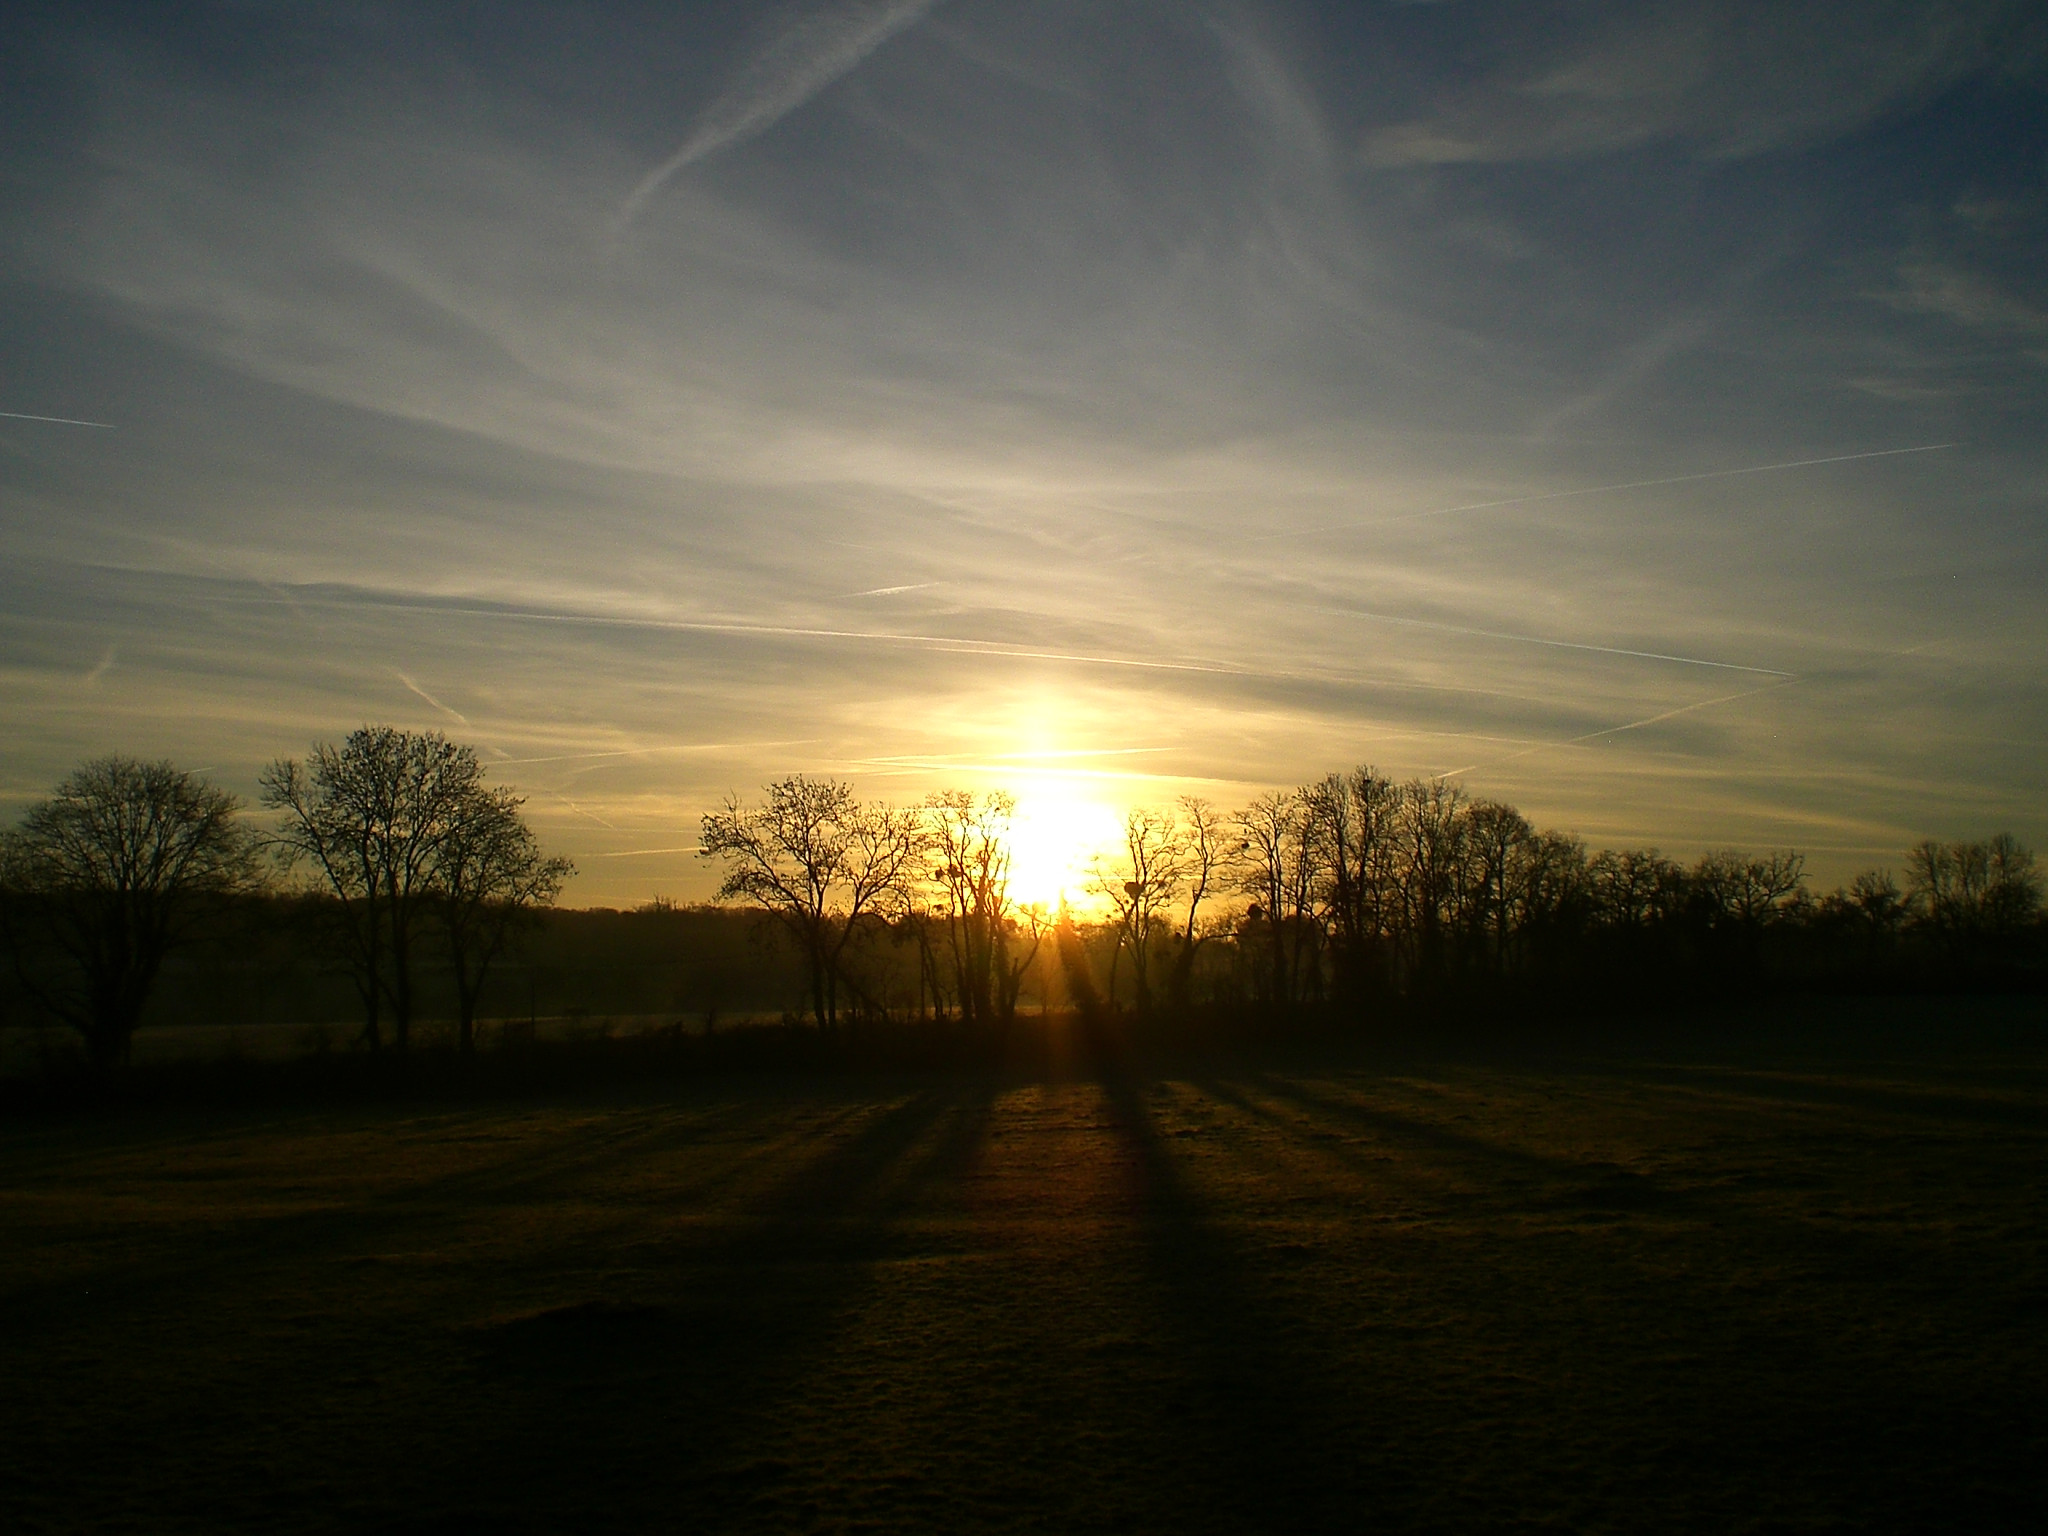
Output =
[
  {"x1": 1360, "y1": 1, "x2": 2042, "y2": 167},
  {"x1": 1886, "y1": 261, "x2": 2048, "y2": 339},
  {"x1": 3, "y1": 2, "x2": 2044, "y2": 900},
  {"x1": 613, "y1": 0, "x2": 941, "y2": 231}
]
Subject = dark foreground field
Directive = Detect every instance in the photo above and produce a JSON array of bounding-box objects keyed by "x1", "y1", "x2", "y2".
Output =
[{"x1": 4, "y1": 1003, "x2": 2046, "y2": 1534}]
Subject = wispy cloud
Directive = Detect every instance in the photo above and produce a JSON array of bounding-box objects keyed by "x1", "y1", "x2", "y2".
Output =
[
  {"x1": 3, "y1": 2, "x2": 2043, "y2": 901},
  {"x1": 1250, "y1": 444, "x2": 1959, "y2": 544},
  {"x1": 1359, "y1": 1, "x2": 2038, "y2": 167}
]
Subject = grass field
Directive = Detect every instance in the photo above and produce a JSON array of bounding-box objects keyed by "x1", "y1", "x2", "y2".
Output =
[{"x1": 3, "y1": 1002, "x2": 2045, "y2": 1533}]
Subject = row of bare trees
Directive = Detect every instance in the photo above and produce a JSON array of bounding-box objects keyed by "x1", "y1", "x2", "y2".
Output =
[
  {"x1": 701, "y1": 768, "x2": 2044, "y2": 1022},
  {"x1": 1, "y1": 729, "x2": 570, "y2": 1067},
  {"x1": 9, "y1": 749, "x2": 2038, "y2": 1060},
  {"x1": 1044, "y1": 772, "x2": 1817, "y2": 1009},
  {"x1": 699, "y1": 779, "x2": 1049, "y2": 1029}
]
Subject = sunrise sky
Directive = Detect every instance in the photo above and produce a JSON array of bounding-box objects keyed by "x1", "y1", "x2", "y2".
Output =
[{"x1": 2, "y1": 1, "x2": 2044, "y2": 905}]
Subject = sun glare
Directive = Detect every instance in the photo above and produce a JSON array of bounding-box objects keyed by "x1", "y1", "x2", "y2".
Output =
[{"x1": 1003, "y1": 787, "x2": 1124, "y2": 913}]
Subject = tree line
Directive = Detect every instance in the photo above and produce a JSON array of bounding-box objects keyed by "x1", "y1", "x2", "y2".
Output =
[
  {"x1": 698, "y1": 769, "x2": 2045, "y2": 1027},
  {"x1": 4, "y1": 736, "x2": 2042, "y2": 1068}
]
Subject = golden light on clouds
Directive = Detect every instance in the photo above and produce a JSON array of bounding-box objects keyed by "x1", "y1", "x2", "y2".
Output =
[{"x1": 1, "y1": 2, "x2": 2043, "y2": 906}]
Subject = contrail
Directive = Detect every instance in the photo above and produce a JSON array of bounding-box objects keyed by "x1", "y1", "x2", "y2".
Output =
[
  {"x1": 1435, "y1": 677, "x2": 1799, "y2": 780},
  {"x1": 1549, "y1": 679, "x2": 1799, "y2": 751},
  {"x1": 264, "y1": 585, "x2": 1660, "y2": 711},
  {"x1": 1251, "y1": 443, "x2": 1957, "y2": 544},
  {"x1": 848, "y1": 757, "x2": 1233, "y2": 786},
  {"x1": 83, "y1": 646, "x2": 117, "y2": 686},
  {"x1": 862, "y1": 747, "x2": 1172, "y2": 763},
  {"x1": 554, "y1": 796, "x2": 619, "y2": 831},
  {"x1": 843, "y1": 581, "x2": 941, "y2": 598},
  {"x1": 488, "y1": 739, "x2": 823, "y2": 766},
  {"x1": 1, "y1": 409, "x2": 115, "y2": 429},
  {"x1": 1334, "y1": 608, "x2": 1792, "y2": 677},
  {"x1": 613, "y1": 0, "x2": 939, "y2": 232},
  {"x1": 396, "y1": 672, "x2": 470, "y2": 727},
  {"x1": 352, "y1": 599, "x2": 1256, "y2": 680}
]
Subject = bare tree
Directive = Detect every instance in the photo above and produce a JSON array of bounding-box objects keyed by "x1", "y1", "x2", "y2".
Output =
[
  {"x1": 1091, "y1": 807, "x2": 1187, "y2": 1015},
  {"x1": 998, "y1": 901, "x2": 1053, "y2": 1022},
  {"x1": 1694, "y1": 849, "x2": 1806, "y2": 928},
  {"x1": 1164, "y1": 796, "x2": 1225, "y2": 1010},
  {"x1": 262, "y1": 728, "x2": 491, "y2": 1050},
  {"x1": 1692, "y1": 848, "x2": 1806, "y2": 975},
  {"x1": 1848, "y1": 869, "x2": 1908, "y2": 933},
  {"x1": 1462, "y1": 800, "x2": 1534, "y2": 977},
  {"x1": 926, "y1": 790, "x2": 1029, "y2": 1026},
  {"x1": 1308, "y1": 767, "x2": 1399, "y2": 1001},
  {"x1": 1393, "y1": 779, "x2": 1467, "y2": 985},
  {"x1": 1817, "y1": 868, "x2": 1909, "y2": 967},
  {"x1": 1587, "y1": 848, "x2": 1686, "y2": 933},
  {"x1": 0, "y1": 758, "x2": 260, "y2": 1069},
  {"x1": 1905, "y1": 834, "x2": 2041, "y2": 959},
  {"x1": 1232, "y1": 791, "x2": 1324, "y2": 1005},
  {"x1": 1491, "y1": 829, "x2": 1586, "y2": 980},
  {"x1": 699, "y1": 776, "x2": 925, "y2": 1027},
  {"x1": 435, "y1": 788, "x2": 573, "y2": 1052},
  {"x1": 1983, "y1": 834, "x2": 2042, "y2": 934}
]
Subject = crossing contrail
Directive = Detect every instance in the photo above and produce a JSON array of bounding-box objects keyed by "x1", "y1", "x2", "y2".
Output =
[
  {"x1": 1434, "y1": 677, "x2": 1800, "y2": 781},
  {"x1": 1249, "y1": 442, "x2": 1957, "y2": 544},
  {"x1": 0, "y1": 410, "x2": 115, "y2": 429}
]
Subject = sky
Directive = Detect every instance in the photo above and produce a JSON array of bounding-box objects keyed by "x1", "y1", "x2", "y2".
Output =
[{"x1": 1, "y1": 0, "x2": 2045, "y2": 908}]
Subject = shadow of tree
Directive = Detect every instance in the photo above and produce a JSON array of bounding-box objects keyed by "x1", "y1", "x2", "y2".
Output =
[
  {"x1": 438, "y1": 1079, "x2": 1003, "y2": 1530},
  {"x1": 1092, "y1": 1066, "x2": 1389, "y2": 1534}
]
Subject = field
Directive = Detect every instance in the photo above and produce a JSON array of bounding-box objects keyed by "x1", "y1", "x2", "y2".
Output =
[{"x1": 3, "y1": 1002, "x2": 2045, "y2": 1533}]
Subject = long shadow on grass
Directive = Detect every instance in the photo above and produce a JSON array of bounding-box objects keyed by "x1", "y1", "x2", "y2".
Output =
[
  {"x1": 1238, "y1": 1070, "x2": 1709, "y2": 1224},
  {"x1": 1611, "y1": 1064, "x2": 2048, "y2": 1131},
  {"x1": 0, "y1": 1093, "x2": 797, "y2": 1322},
  {"x1": 0, "y1": 1084, "x2": 998, "y2": 1536},
  {"x1": 1211, "y1": 1072, "x2": 2048, "y2": 1533},
  {"x1": 1094, "y1": 1066, "x2": 1390, "y2": 1534},
  {"x1": 438, "y1": 1078, "x2": 1002, "y2": 1532}
]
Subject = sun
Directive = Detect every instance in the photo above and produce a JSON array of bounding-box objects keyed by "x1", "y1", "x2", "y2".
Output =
[{"x1": 1003, "y1": 787, "x2": 1123, "y2": 913}]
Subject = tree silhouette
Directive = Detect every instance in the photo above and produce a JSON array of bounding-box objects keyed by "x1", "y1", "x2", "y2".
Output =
[
  {"x1": 1, "y1": 758, "x2": 259, "y2": 1069},
  {"x1": 1091, "y1": 806, "x2": 1186, "y2": 1015},
  {"x1": 1232, "y1": 791, "x2": 1324, "y2": 1005},
  {"x1": 1309, "y1": 767, "x2": 1400, "y2": 1002},
  {"x1": 263, "y1": 728, "x2": 492, "y2": 1050},
  {"x1": 1905, "y1": 834, "x2": 2042, "y2": 963},
  {"x1": 435, "y1": 787, "x2": 573, "y2": 1052},
  {"x1": 1463, "y1": 800, "x2": 1535, "y2": 977},
  {"x1": 925, "y1": 791, "x2": 1042, "y2": 1026},
  {"x1": 699, "y1": 776, "x2": 925, "y2": 1027},
  {"x1": 1164, "y1": 796, "x2": 1226, "y2": 1012}
]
